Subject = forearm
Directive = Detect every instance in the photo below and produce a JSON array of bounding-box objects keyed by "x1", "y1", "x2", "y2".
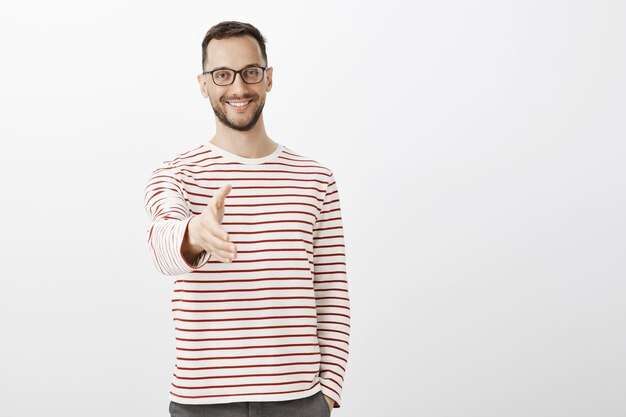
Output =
[
  {"x1": 147, "y1": 217, "x2": 210, "y2": 275},
  {"x1": 144, "y1": 165, "x2": 211, "y2": 275}
]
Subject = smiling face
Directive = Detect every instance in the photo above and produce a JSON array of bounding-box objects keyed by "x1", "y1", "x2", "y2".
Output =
[{"x1": 198, "y1": 35, "x2": 273, "y2": 132}]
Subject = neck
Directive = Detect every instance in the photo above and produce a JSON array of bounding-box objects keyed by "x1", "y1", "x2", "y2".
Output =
[{"x1": 211, "y1": 115, "x2": 276, "y2": 158}]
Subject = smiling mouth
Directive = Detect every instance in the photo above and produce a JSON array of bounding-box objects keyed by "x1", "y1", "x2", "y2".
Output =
[{"x1": 226, "y1": 100, "x2": 252, "y2": 109}]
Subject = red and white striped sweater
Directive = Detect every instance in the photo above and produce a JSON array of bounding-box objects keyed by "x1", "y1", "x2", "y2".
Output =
[{"x1": 143, "y1": 141, "x2": 350, "y2": 408}]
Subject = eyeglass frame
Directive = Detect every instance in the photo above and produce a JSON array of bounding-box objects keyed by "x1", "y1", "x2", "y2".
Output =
[{"x1": 202, "y1": 65, "x2": 268, "y2": 86}]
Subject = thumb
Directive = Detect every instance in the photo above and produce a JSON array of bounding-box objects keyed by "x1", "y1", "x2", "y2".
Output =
[{"x1": 212, "y1": 183, "x2": 232, "y2": 211}]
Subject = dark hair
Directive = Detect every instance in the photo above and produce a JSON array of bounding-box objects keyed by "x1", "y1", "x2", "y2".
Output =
[{"x1": 201, "y1": 21, "x2": 268, "y2": 72}]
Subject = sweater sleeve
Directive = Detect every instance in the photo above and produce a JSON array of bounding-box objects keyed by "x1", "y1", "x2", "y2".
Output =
[
  {"x1": 312, "y1": 172, "x2": 351, "y2": 408},
  {"x1": 143, "y1": 161, "x2": 211, "y2": 275}
]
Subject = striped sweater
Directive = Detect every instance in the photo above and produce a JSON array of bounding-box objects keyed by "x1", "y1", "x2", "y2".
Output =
[{"x1": 143, "y1": 141, "x2": 350, "y2": 408}]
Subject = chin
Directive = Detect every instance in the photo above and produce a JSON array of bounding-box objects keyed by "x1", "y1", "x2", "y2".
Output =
[{"x1": 225, "y1": 117, "x2": 257, "y2": 131}]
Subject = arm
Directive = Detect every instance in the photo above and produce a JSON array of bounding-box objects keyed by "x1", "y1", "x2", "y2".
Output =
[
  {"x1": 143, "y1": 162, "x2": 211, "y2": 275},
  {"x1": 313, "y1": 172, "x2": 351, "y2": 409}
]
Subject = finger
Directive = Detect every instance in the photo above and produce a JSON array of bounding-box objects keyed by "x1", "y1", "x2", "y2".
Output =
[
  {"x1": 207, "y1": 239, "x2": 236, "y2": 259},
  {"x1": 209, "y1": 234, "x2": 237, "y2": 254},
  {"x1": 211, "y1": 247, "x2": 236, "y2": 261},
  {"x1": 206, "y1": 220, "x2": 231, "y2": 242},
  {"x1": 210, "y1": 253, "x2": 232, "y2": 263},
  {"x1": 213, "y1": 184, "x2": 232, "y2": 208},
  {"x1": 194, "y1": 221, "x2": 235, "y2": 254}
]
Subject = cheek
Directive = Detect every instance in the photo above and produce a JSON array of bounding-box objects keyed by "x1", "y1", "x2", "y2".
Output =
[
  {"x1": 209, "y1": 93, "x2": 224, "y2": 105},
  {"x1": 206, "y1": 87, "x2": 221, "y2": 99}
]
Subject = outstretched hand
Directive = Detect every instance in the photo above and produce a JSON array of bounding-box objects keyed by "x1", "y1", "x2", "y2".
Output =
[{"x1": 185, "y1": 184, "x2": 237, "y2": 263}]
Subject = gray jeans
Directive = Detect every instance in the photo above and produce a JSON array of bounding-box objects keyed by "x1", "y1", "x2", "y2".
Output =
[{"x1": 169, "y1": 390, "x2": 332, "y2": 417}]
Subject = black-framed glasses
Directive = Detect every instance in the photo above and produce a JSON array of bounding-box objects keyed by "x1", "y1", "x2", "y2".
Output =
[{"x1": 203, "y1": 66, "x2": 267, "y2": 86}]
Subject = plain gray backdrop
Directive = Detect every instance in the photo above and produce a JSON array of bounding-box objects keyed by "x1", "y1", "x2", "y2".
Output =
[{"x1": 0, "y1": 1, "x2": 625, "y2": 416}]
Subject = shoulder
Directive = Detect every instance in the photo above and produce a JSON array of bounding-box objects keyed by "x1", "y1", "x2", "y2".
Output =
[
  {"x1": 160, "y1": 143, "x2": 207, "y2": 169},
  {"x1": 146, "y1": 143, "x2": 206, "y2": 184},
  {"x1": 281, "y1": 145, "x2": 334, "y2": 176}
]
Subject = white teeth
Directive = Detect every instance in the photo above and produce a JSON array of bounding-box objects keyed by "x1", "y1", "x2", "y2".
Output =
[{"x1": 228, "y1": 100, "x2": 251, "y2": 107}]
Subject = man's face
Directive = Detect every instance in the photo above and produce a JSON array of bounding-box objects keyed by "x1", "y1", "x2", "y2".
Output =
[{"x1": 198, "y1": 35, "x2": 273, "y2": 132}]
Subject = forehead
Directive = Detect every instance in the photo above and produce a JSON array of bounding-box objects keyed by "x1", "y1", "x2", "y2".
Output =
[{"x1": 206, "y1": 35, "x2": 264, "y2": 69}]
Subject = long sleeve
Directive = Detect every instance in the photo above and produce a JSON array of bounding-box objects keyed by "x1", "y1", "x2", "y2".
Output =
[
  {"x1": 143, "y1": 161, "x2": 211, "y2": 275},
  {"x1": 312, "y1": 172, "x2": 351, "y2": 408}
]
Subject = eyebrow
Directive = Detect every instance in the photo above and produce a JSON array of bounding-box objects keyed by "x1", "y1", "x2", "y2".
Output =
[{"x1": 209, "y1": 63, "x2": 263, "y2": 71}]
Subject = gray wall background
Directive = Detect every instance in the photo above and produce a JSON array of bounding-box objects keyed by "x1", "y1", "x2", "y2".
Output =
[{"x1": 0, "y1": 1, "x2": 624, "y2": 416}]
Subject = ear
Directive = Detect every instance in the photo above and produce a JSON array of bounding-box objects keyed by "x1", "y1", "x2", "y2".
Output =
[
  {"x1": 266, "y1": 67, "x2": 273, "y2": 92},
  {"x1": 197, "y1": 74, "x2": 209, "y2": 98}
]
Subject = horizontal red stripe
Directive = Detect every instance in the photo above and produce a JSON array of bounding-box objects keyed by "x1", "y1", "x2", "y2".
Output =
[
  {"x1": 172, "y1": 296, "x2": 315, "y2": 303},
  {"x1": 177, "y1": 352, "x2": 320, "y2": 361},
  {"x1": 178, "y1": 168, "x2": 331, "y2": 176},
  {"x1": 176, "y1": 334, "x2": 317, "y2": 343},
  {"x1": 315, "y1": 304, "x2": 349, "y2": 310},
  {"x1": 195, "y1": 209, "x2": 317, "y2": 217},
  {"x1": 202, "y1": 257, "x2": 310, "y2": 264},
  {"x1": 174, "y1": 370, "x2": 319, "y2": 380},
  {"x1": 184, "y1": 184, "x2": 325, "y2": 192},
  {"x1": 313, "y1": 244, "x2": 345, "y2": 249},
  {"x1": 227, "y1": 228, "x2": 314, "y2": 235},
  {"x1": 173, "y1": 379, "x2": 316, "y2": 390},
  {"x1": 176, "y1": 360, "x2": 320, "y2": 371},
  {"x1": 170, "y1": 380, "x2": 320, "y2": 399},
  {"x1": 316, "y1": 328, "x2": 350, "y2": 336},
  {"x1": 175, "y1": 287, "x2": 315, "y2": 294},
  {"x1": 177, "y1": 343, "x2": 320, "y2": 352},
  {"x1": 321, "y1": 368, "x2": 344, "y2": 382},
  {"x1": 191, "y1": 267, "x2": 312, "y2": 274},
  {"x1": 313, "y1": 262, "x2": 346, "y2": 266},
  {"x1": 223, "y1": 219, "x2": 314, "y2": 226},
  {"x1": 321, "y1": 361, "x2": 346, "y2": 372},
  {"x1": 173, "y1": 305, "x2": 316, "y2": 313},
  {"x1": 319, "y1": 344, "x2": 349, "y2": 355},
  {"x1": 173, "y1": 315, "x2": 317, "y2": 323},
  {"x1": 319, "y1": 381, "x2": 340, "y2": 398},
  {"x1": 174, "y1": 277, "x2": 310, "y2": 284},
  {"x1": 316, "y1": 312, "x2": 351, "y2": 319},
  {"x1": 184, "y1": 176, "x2": 329, "y2": 184},
  {"x1": 317, "y1": 320, "x2": 350, "y2": 326},
  {"x1": 175, "y1": 324, "x2": 318, "y2": 332},
  {"x1": 317, "y1": 336, "x2": 350, "y2": 345},
  {"x1": 189, "y1": 205, "x2": 321, "y2": 216}
]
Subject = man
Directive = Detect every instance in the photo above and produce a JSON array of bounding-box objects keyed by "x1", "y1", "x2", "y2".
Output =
[{"x1": 143, "y1": 21, "x2": 350, "y2": 416}]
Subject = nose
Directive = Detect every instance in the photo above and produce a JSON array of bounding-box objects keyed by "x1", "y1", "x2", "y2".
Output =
[{"x1": 229, "y1": 72, "x2": 248, "y2": 94}]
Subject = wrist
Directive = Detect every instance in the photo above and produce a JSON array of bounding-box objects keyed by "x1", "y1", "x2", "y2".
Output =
[{"x1": 183, "y1": 216, "x2": 205, "y2": 255}]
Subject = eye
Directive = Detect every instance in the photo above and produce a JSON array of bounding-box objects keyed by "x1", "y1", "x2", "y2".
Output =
[{"x1": 214, "y1": 70, "x2": 232, "y2": 80}]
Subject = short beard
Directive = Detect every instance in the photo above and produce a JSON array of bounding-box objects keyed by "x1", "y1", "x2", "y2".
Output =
[{"x1": 211, "y1": 98, "x2": 265, "y2": 132}]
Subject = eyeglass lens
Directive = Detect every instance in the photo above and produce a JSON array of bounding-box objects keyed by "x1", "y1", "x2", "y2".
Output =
[{"x1": 213, "y1": 67, "x2": 264, "y2": 85}]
